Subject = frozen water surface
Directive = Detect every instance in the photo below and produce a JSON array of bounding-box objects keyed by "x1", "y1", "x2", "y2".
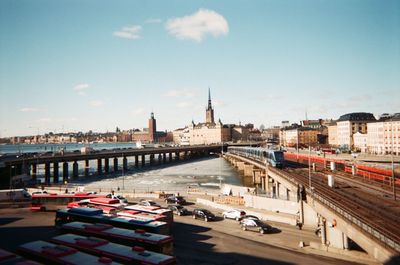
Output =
[{"x1": 80, "y1": 157, "x2": 250, "y2": 193}]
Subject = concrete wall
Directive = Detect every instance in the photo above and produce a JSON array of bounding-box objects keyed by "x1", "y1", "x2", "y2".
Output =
[
  {"x1": 197, "y1": 198, "x2": 296, "y2": 225},
  {"x1": 242, "y1": 194, "x2": 298, "y2": 215},
  {"x1": 303, "y1": 201, "x2": 318, "y2": 228}
]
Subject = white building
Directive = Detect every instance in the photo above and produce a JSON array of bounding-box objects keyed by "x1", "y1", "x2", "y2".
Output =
[
  {"x1": 353, "y1": 132, "x2": 368, "y2": 153},
  {"x1": 367, "y1": 122, "x2": 385, "y2": 155},
  {"x1": 336, "y1": 112, "x2": 376, "y2": 150},
  {"x1": 383, "y1": 116, "x2": 400, "y2": 155}
]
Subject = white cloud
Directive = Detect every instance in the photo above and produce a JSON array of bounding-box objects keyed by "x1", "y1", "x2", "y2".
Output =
[
  {"x1": 131, "y1": 108, "x2": 145, "y2": 115},
  {"x1": 145, "y1": 18, "x2": 162, "y2": 24},
  {"x1": 73, "y1": 83, "x2": 90, "y2": 91},
  {"x1": 113, "y1": 25, "x2": 142, "y2": 40},
  {"x1": 89, "y1": 100, "x2": 104, "y2": 107},
  {"x1": 163, "y1": 89, "x2": 195, "y2": 98},
  {"x1": 20, "y1": 107, "x2": 38, "y2": 112},
  {"x1": 166, "y1": 9, "x2": 229, "y2": 42},
  {"x1": 77, "y1": 91, "x2": 86, "y2": 96}
]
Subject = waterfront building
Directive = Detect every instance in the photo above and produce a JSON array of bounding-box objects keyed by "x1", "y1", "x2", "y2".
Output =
[
  {"x1": 336, "y1": 112, "x2": 376, "y2": 150},
  {"x1": 327, "y1": 122, "x2": 338, "y2": 147},
  {"x1": 353, "y1": 132, "x2": 368, "y2": 153},
  {"x1": 383, "y1": 113, "x2": 400, "y2": 155},
  {"x1": 367, "y1": 121, "x2": 385, "y2": 155},
  {"x1": 280, "y1": 127, "x2": 319, "y2": 147},
  {"x1": 132, "y1": 112, "x2": 169, "y2": 143}
]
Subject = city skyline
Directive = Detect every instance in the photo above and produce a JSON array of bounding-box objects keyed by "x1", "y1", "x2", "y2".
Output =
[{"x1": 1, "y1": 0, "x2": 399, "y2": 137}]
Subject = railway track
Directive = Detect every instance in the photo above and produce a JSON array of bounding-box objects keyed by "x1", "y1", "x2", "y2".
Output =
[{"x1": 281, "y1": 166, "x2": 400, "y2": 252}]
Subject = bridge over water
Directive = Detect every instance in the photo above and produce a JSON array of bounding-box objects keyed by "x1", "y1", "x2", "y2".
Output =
[{"x1": 0, "y1": 145, "x2": 224, "y2": 188}]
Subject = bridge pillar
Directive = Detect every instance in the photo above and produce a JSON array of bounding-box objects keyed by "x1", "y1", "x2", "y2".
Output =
[
  {"x1": 163, "y1": 153, "x2": 166, "y2": 163},
  {"x1": 169, "y1": 153, "x2": 172, "y2": 162},
  {"x1": 44, "y1": 162, "x2": 50, "y2": 185},
  {"x1": 275, "y1": 181, "x2": 280, "y2": 198},
  {"x1": 31, "y1": 163, "x2": 37, "y2": 182},
  {"x1": 97, "y1": 159, "x2": 102, "y2": 175},
  {"x1": 184, "y1": 151, "x2": 188, "y2": 159},
  {"x1": 135, "y1": 156, "x2": 139, "y2": 168},
  {"x1": 104, "y1": 158, "x2": 109, "y2": 174},
  {"x1": 343, "y1": 234, "x2": 349, "y2": 249},
  {"x1": 321, "y1": 218, "x2": 327, "y2": 245},
  {"x1": 84, "y1": 160, "x2": 89, "y2": 177},
  {"x1": 141, "y1": 155, "x2": 145, "y2": 167},
  {"x1": 150, "y1": 154, "x2": 155, "y2": 165},
  {"x1": 244, "y1": 164, "x2": 254, "y2": 177},
  {"x1": 236, "y1": 162, "x2": 245, "y2": 173},
  {"x1": 123, "y1": 156, "x2": 128, "y2": 171},
  {"x1": 62, "y1": 162, "x2": 68, "y2": 183},
  {"x1": 261, "y1": 175, "x2": 266, "y2": 191},
  {"x1": 73, "y1": 161, "x2": 78, "y2": 179},
  {"x1": 53, "y1": 162, "x2": 59, "y2": 183},
  {"x1": 175, "y1": 152, "x2": 180, "y2": 160},
  {"x1": 158, "y1": 154, "x2": 162, "y2": 164},
  {"x1": 113, "y1": 157, "x2": 118, "y2": 172}
]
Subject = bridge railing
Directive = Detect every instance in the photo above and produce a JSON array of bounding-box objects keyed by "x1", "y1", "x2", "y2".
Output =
[
  {"x1": 228, "y1": 152, "x2": 400, "y2": 253},
  {"x1": 309, "y1": 188, "x2": 400, "y2": 253}
]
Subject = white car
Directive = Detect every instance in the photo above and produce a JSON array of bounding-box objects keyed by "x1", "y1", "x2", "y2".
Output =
[{"x1": 222, "y1": 209, "x2": 246, "y2": 221}]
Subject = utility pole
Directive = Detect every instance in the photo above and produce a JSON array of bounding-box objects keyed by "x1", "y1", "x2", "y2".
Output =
[{"x1": 391, "y1": 118, "x2": 396, "y2": 200}]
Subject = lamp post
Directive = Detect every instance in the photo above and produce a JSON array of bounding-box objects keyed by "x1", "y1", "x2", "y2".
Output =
[
  {"x1": 391, "y1": 118, "x2": 396, "y2": 201},
  {"x1": 122, "y1": 154, "x2": 125, "y2": 191}
]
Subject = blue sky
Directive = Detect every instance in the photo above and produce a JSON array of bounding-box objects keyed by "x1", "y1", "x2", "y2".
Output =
[{"x1": 0, "y1": 0, "x2": 399, "y2": 137}]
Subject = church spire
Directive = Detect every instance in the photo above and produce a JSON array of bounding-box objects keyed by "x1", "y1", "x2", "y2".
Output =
[
  {"x1": 207, "y1": 87, "x2": 212, "y2": 110},
  {"x1": 206, "y1": 87, "x2": 215, "y2": 124}
]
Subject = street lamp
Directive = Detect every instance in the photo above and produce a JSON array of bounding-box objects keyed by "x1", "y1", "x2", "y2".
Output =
[
  {"x1": 391, "y1": 118, "x2": 396, "y2": 201},
  {"x1": 122, "y1": 154, "x2": 125, "y2": 191}
]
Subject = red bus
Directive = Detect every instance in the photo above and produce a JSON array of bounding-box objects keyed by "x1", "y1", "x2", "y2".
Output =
[
  {"x1": 55, "y1": 207, "x2": 170, "y2": 235},
  {"x1": 61, "y1": 221, "x2": 173, "y2": 255},
  {"x1": 117, "y1": 210, "x2": 169, "y2": 224},
  {"x1": 321, "y1": 148, "x2": 336, "y2": 154},
  {"x1": 31, "y1": 192, "x2": 103, "y2": 211},
  {"x1": 124, "y1": 205, "x2": 173, "y2": 227},
  {"x1": 0, "y1": 248, "x2": 40, "y2": 265},
  {"x1": 50, "y1": 233, "x2": 176, "y2": 265},
  {"x1": 68, "y1": 197, "x2": 126, "y2": 212},
  {"x1": 17, "y1": 240, "x2": 121, "y2": 265}
]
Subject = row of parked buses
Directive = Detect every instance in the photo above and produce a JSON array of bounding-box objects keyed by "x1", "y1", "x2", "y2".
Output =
[
  {"x1": 228, "y1": 146, "x2": 285, "y2": 168},
  {"x1": 19, "y1": 192, "x2": 178, "y2": 264}
]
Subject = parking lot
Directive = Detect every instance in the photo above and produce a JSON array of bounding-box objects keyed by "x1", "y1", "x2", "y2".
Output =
[{"x1": 0, "y1": 198, "x2": 362, "y2": 265}]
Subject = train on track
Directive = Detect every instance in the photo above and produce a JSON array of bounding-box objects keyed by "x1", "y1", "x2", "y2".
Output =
[{"x1": 227, "y1": 146, "x2": 285, "y2": 168}]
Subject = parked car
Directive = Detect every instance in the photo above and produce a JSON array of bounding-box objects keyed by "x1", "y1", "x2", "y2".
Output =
[
  {"x1": 239, "y1": 215, "x2": 260, "y2": 223},
  {"x1": 241, "y1": 219, "x2": 272, "y2": 234},
  {"x1": 106, "y1": 194, "x2": 128, "y2": 205},
  {"x1": 138, "y1": 199, "x2": 160, "y2": 207},
  {"x1": 167, "y1": 205, "x2": 190, "y2": 216},
  {"x1": 222, "y1": 209, "x2": 246, "y2": 221},
  {"x1": 192, "y1": 209, "x2": 216, "y2": 222},
  {"x1": 165, "y1": 195, "x2": 186, "y2": 205}
]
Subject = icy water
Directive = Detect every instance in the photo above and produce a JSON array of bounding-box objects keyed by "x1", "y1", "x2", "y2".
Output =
[{"x1": 78, "y1": 157, "x2": 253, "y2": 194}]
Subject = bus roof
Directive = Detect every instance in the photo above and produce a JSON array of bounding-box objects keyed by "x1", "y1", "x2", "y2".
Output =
[
  {"x1": 18, "y1": 240, "x2": 121, "y2": 265},
  {"x1": 68, "y1": 207, "x2": 104, "y2": 216},
  {"x1": 50, "y1": 234, "x2": 175, "y2": 265},
  {"x1": 89, "y1": 197, "x2": 120, "y2": 204},
  {"x1": 62, "y1": 222, "x2": 173, "y2": 244}
]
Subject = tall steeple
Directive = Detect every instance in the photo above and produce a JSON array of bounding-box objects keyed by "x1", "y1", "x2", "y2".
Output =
[
  {"x1": 207, "y1": 87, "x2": 212, "y2": 110},
  {"x1": 205, "y1": 87, "x2": 215, "y2": 124}
]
